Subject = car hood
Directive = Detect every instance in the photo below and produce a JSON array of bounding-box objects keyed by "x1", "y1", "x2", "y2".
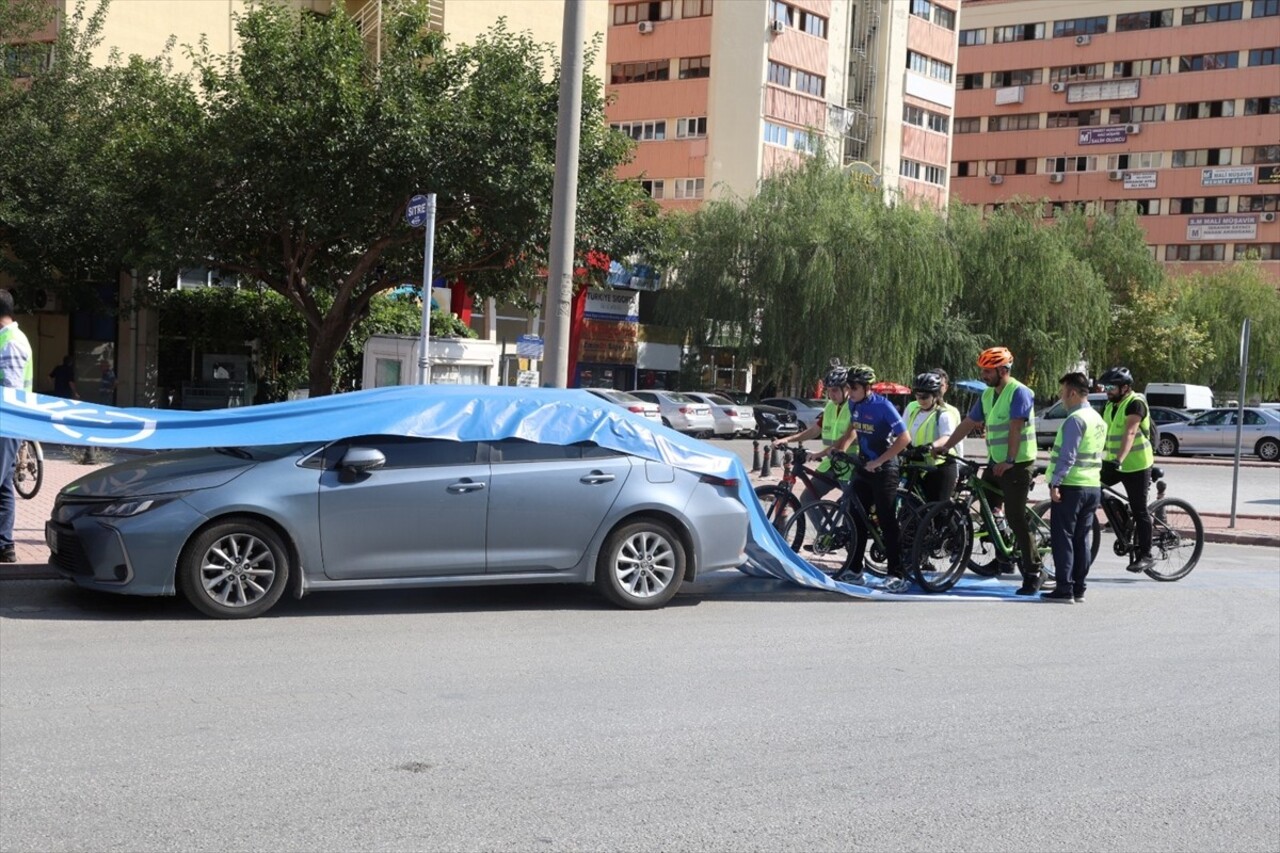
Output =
[{"x1": 61, "y1": 449, "x2": 258, "y2": 498}]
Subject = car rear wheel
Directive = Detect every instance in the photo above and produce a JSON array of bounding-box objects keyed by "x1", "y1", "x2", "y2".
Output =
[
  {"x1": 178, "y1": 518, "x2": 290, "y2": 619},
  {"x1": 1256, "y1": 438, "x2": 1280, "y2": 462},
  {"x1": 1156, "y1": 435, "x2": 1178, "y2": 457},
  {"x1": 596, "y1": 519, "x2": 685, "y2": 609}
]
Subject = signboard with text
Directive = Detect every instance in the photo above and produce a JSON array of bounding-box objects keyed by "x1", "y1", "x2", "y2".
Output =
[
  {"x1": 584, "y1": 290, "x2": 640, "y2": 323},
  {"x1": 1078, "y1": 126, "x2": 1128, "y2": 146},
  {"x1": 1124, "y1": 171, "x2": 1158, "y2": 190},
  {"x1": 1186, "y1": 215, "x2": 1258, "y2": 241},
  {"x1": 1067, "y1": 79, "x2": 1140, "y2": 103},
  {"x1": 1259, "y1": 165, "x2": 1280, "y2": 185},
  {"x1": 1201, "y1": 167, "x2": 1255, "y2": 186}
]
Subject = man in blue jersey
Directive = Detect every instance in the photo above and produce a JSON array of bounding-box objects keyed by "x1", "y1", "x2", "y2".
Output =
[{"x1": 833, "y1": 364, "x2": 911, "y2": 592}]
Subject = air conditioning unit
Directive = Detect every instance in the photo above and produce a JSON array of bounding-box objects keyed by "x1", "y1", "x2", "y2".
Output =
[
  {"x1": 770, "y1": 19, "x2": 786, "y2": 34},
  {"x1": 1125, "y1": 123, "x2": 1142, "y2": 134},
  {"x1": 1262, "y1": 212, "x2": 1278, "y2": 223},
  {"x1": 1049, "y1": 172, "x2": 1065, "y2": 183},
  {"x1": 988, "y1": 175, "x2": 1005, "y2": 185},
  {"x1": 1108, "y1": 170, "x2": 1125, "y2": 181},
  {"x1": 1074, "y1": 34, "x2": 1091, "y2": 46},
  {"x1": 1050, "y1": 81, "x2": 1066, "y2": 93},
  {"x1": 637, "y1": 20, "x2": 655, "y2": 34},
  {"x1": 29, "y1": 289, "x2": 58, "y2": 312}
]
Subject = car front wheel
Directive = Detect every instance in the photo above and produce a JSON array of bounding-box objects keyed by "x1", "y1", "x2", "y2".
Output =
[
  {"x1": 596, "y1": 519, "x2": 686, "y2": 609},
  {"x1": 1257, "y1": 437, "x2": 1280, "y2": 462},
  {"x1": 178, "y1": 518, "x2": 290, "y2": 619},
  {"x1": 1156, "y1": 435, "x2": 1178, "y2": 457}
]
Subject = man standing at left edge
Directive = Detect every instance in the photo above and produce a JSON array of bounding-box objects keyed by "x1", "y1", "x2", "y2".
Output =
[{"x1": 0, "y1": 289, "x2": 35, "y2": 563}]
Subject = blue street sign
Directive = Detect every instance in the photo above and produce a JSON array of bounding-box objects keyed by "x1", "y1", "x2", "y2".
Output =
[
  {"x1": 516, "y1": 334, "x2": 545, "y2": 359},
  {"x1": 405, "y1": 194, "x2": 430, "y2": 228}
]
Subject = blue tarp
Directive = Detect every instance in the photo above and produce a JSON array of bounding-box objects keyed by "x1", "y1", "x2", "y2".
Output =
[{"x1": 1, "y1": 385, "x2": 1026, "y2": 601}]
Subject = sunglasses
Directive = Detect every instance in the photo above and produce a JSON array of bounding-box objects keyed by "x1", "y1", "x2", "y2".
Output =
[
  {"x1": 914, "y1": 392, "x2": 933, "y2": 399},
  {"x1": 1102, "y1": 384, "x2": 1118, "y2": 392}
]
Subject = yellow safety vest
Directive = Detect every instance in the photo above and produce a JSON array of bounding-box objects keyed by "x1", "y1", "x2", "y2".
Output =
[
  {"x1": 1103, "y1": 391, "x2": 1153, "y2": 473},
  {"x1": 904, "y1": 400, "x2": 950, "y2": 468},
  {"x1": 818, "y1": 399, "x2": 853, "y2": 480},
  {"x1": 1050, "y1": 405, "x2": 1106, "y2": 487},
  {"x1": 981, "y1": 378, "x2": 1037, "y2": 463}
]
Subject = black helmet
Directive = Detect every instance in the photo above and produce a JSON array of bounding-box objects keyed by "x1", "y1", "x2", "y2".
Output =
[
  {"x1": 824, "y1": 364, "x2": 849, "y2": 388},
  {"x1": 1098, "y1": 366, "x2": 1134, "y2": 387},
  {"x1": 847, "y1": 364, "x2": 876, "y2": 386},
  {"x1": 913, "y1": 372, "x2": 943, "y2": 395}
]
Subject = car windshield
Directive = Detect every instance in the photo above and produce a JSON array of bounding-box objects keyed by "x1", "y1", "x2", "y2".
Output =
[
  {"x1": 806, "y1": 399, "x2": 825, "y2": 408},
  {"x1": 706, "y1": 394, "x2": 733, "y2": 406},
  {"x1": 666, "y1": 392, "x2": 698, "y2": 403}
]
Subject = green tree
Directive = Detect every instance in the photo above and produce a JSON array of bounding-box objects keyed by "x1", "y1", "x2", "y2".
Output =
[{"x1": 1176, "y1": 263, "x2": 1280, "y2": 400}]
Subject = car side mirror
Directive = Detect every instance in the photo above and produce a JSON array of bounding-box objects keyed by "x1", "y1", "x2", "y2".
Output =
[{"x1": 339, "y1": 447, "x2": 386, "y2": 482}]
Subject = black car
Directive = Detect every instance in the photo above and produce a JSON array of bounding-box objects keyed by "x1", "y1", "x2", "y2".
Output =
[{"x1": 752, "y1": 402, "x2": 800, "y2": 439}]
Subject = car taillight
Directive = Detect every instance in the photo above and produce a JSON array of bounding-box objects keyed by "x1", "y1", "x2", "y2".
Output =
[
  {"x1": 725, "y1": 409, "x2": 738, "y2": 416},
  {"x1": 679, "y1": 406, "x2": 690, "y2": 414},
  {"x1": 700, "y1": 474, "x2": 741, "y2": 488},
  {"x1": 627, "y1": 405, "x2": 645, "y2": 413}
]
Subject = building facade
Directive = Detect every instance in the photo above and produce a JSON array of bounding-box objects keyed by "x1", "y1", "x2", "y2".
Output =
[{"x1": 951, "y1": 0, "x2": 1280, "y2": 278}]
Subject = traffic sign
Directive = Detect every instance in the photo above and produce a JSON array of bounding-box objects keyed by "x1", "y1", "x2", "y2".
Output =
[{"x1": 404, "y1": 194, "x2": 430, "y2": 228}]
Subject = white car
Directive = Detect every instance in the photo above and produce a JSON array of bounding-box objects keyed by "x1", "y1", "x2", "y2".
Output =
[
  {"x1": 685, "y1": 392, "x2": 755, "y2": 438},
  {"x1": 585, "y1": 388, "x2": 661, "y2": 422},
  {"x1": 758, "y1": 397, "x2": 827, "y2": 430},
  {"x1": 630, "y1": 390, "x2": 716, "y2": 436}
]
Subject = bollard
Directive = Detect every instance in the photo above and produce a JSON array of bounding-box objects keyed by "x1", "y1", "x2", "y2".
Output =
[
  {"x1": 1155, "y1": 479, "x2": 1167, "y2": 523},
  {"x1": 770, "y1": 443, "x2": 781, "y2": 468},
  {"x1": 752, "y1": 440, "x2": 761, "y2": 472},
  {"x1": 783, "y1": 448, "x2": 792, "y2": 471},
  {"x1": 759, "y1": 445, "x2": 773, "y2": 478}
]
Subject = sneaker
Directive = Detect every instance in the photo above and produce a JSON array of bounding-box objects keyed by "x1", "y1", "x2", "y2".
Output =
[
  {"x1": 1015, "y1": 571, "x2": 1044, "y2": 596},
  {"x1": 882, "y1": 576, "x2": 911, "y2": 594},
  {"x1": 833, "y1": 569, "x2": 866, "y2": 585},
  {"x1": 0, "y1": 547, "x2": 16, "y2": 564},
  {"x1": 1040, "y1": 588, "x2": 1075, "y2": 604},
  {"x1": 1129, "y1": 555, "x2": 1155, "y2": 573},
  {"x1": 1073, "y1": 591, "x2": 1085, "y2": 603}
]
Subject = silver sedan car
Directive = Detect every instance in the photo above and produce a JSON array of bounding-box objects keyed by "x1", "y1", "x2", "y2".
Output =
[
  {"x1": 46, "y1": 436, "x2": 749, "y2": 619},
  {"x1": 1155, "y1": 407, "x2": 1280, "y2": 461}
]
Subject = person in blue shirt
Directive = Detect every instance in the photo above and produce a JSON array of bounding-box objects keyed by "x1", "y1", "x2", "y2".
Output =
[{"x1": 831, "y1": 364, "x2": 911, "y2": 592}]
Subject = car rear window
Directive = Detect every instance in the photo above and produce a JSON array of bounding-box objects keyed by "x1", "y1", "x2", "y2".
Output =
[{"x1": 666, "y1": 392, "x2": 698, "y2": 403}]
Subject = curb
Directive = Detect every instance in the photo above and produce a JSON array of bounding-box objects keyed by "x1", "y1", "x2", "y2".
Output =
[
  {"x1": 1203, "y1": 532, "x2": 1280, "y2": 547},
  {"x1": 0, "y1": 564, "x2": 60, "y2": 581}
]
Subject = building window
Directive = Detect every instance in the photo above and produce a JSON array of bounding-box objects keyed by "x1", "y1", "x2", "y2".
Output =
[
  {"x1": 1113, "y1": 58, "x2": 1171, "y2": 77},
  {"x1": 676, "y1": 116, "x2": 707, "y2": 138},
  {"x1": 957, "y1": 73, "x2": 985, "y2": 90},
  {"x1": 1046, "y1": 109, "x2": 1102, "y2": 128},
  {"x1": 988, "y1": 158, "x2": 1037, "y2": 176},
  {"x1": 800, "y1": 10, "x2": 828, "y2": 37},
  {"x1": 1172, "y1": 148, "x2": 1234, "y2": 167},
  {"x1": 907, "y1": 50, "x2": 953, "y2": 82},
  {"x1": 1244, "y1": 96, "x2": 1280, "y2": 114},
  {"x1": 769, "y1": 0, "x2": 793, "y2": 26},
  {"x1": 900, "y1": 159, "x2": 922, "y2": 180},
  {"x1": 3, "y1": 42, "x2": 52, "y2": 77},
  {"x1": 793, "y1": 130, "x2": 820, "y2": 155},
  {"x1": 1110, "y1": 105, "x2": 1167, "y2": 123},
  {"x1": 1045, "y1": 155, "x2": 1098, "y2": 173},
  {"x1": 1255, "y1": 0, "x2": 1280, "y2": 17},
  {"x1": 610, "y1": 120, "x2": 668, "y2": 140},
  {"x1": 1107, "y1": 152, "x2": 1165, "y2": 169},
  {"x1": 1235, "y1": 243, "x2": 1280, "y2": 260},
  {"x1": 613, "y1": 1, "x2": 673, "y2": 25},
  {"x1": 1181, "y1": 2, "x2": 1244, "y2": 24},
  {"x1": 1239, "y1": 194, "x2": 1280, "y2": 210},
  {"x1": 954, "y1": 117, "x2": 981, "y2": 133},
  {"x1": 673, "y1": 178, "x2": 704, "y2": 199},
  {"x1": 681, "y1": 0, "x2": 713, "y2": 19},
  {"x1": 1104, "y1": 199, "x2": 1162, "y2": 215},
  {"x1": 1243, "y1": 145, "x2": 1280, "y2": 163},
  {"x1": 1050, "y1": 63, "x2": 1105, "y2": 82},
  {"x1": 767, "y1": 61, "x2": 792, "y2": 87},
  {"x1": 794, "y1": 70, "x2": 825, "y2": 97},
  {"x1": 993, "y1": 22, "x2": 1045, "y2": 43},
  {"x1": 764, "y1": 122, "x2": 790, "y2": 146},
  {"x1": 610, "y1": 61, "x2": 671, "y2": 84},
  {"x1": 678, "y1": 56, "x2": 711, "y2": 79},
  {"x1": 640, "y1": 179, "x2": 665, "y2": 200},
  {"x1": 959, "y1": 28, "x2": 986, "y2": 46},
  {"x1": 989, "y1": 113, "x2": 1039, "y2": 132},
  {"x1": 1116, "y1": 9, "x2": 1175, "y2": 29},
  {"x1": 990, "y1": 68, "x2": 1043, "y2": 87},
  {"x1": 1249, "y1": 47, "x2": 1280, "y2": 66},
  {"x1": 902, "y1": 105, "x2": 950, "y2": 133},
  {"x1": 1165, "y1": 244, "x2": 1226, "y2": 261},
  {"x1": 1174, "y1": 100, "x2": 1236, "y2": 119},
  {"x1": 910, "y1": 0, "x2": 933, "y2": 20},
  {"x1": 1053, "y1": 16, "x2": 1108, "y2": 37},
  {"x1": 952, "y1": 161, "x2": 978, "y2": 177},
  {"x1": 1179, "y1": 52, "x2": 1240, "y2": 71},
  {"x1": 924, "y1": 164, "x2": 947, "y2": 185},
  {"x1": 1169, "y1": 196, "x2": 1232, "y2": 213}
]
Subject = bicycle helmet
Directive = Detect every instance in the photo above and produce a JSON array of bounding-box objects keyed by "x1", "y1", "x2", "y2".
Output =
[
  {"x1": 847, "y1": 364, "x2": 876, "y2": 386},
  {"x1": 1097, "y1": 366, "x2": 1134, "y2": 387},
  {"x1": 824, "y1": 364, "x2": 849, "y2": 388},
  {"x1": 977, "y1": 346, "x2": 1014, "y2": 369},
  {"x1": 912, "y1": 372, "x2": 943, "y2": 395}
]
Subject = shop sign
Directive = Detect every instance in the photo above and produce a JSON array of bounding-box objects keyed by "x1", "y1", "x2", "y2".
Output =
[
  {"x1": 1258, "y1": 165, "x2": 1280, "y2": 185},
  {"x1": 1123, "y1": 171, "x2": 1157, "y2": 190},
  {"x1": 1186, "y1": 215, "x2": 1258, "y2": 241},
  {"x1": 1067, "y1": 79, "x2": 1140, "y2": 103},
  {"x1": 1200, "y1": 167, "x2": 1255, "y2": 186},
  {"x1": 1078, "y1": 126, "x2": 1128, "y2": 146},
  {"x1": 584, "y1": 290, "x2": 640, "y2": 322}
]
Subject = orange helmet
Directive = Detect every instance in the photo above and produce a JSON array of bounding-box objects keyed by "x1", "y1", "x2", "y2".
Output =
[{"x1": 977, "y1": 346, "x2": 1014, "y2": 369}]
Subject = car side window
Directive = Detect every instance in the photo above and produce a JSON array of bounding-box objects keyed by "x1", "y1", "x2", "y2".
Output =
[
  {"x1": 1043, "y1": 402, "x2": 1065, "y2": 419},
  {"x1": 1191, "y1": 411, "x2": 1226, "y2": 426},
  {"x1": 338, "y1": 436, "x2": 480, "y2": 469},
  {"x1": 492, "y1": 439, "x2": 581, "y2": 463},
  {"x1": 1243, "y1": 410, "x2": 1265, "y2": 425}
]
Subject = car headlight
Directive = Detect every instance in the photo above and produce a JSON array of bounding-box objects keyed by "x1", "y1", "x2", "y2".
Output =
[{"x1": 91, "y1": 498, "x2": 169, "y2": 518}]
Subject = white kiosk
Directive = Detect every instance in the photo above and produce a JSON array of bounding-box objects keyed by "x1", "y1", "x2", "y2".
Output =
[{"x1": 362, "y1": 334, "x2": 501, "y2": 388}]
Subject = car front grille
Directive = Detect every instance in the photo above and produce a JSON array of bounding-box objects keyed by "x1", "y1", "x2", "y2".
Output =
[{"x1": 50, "y1": 527, "x2": 93, "y2": 576}]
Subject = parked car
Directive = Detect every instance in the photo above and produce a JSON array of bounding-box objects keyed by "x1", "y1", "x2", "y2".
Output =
[
  {"x1": 752, "y1": 403, "x2": 801, "y2": 440},
  {"x1": 1155, "y1": 407, "x2": 1280, "y2": 460},
  {"x1": 758, "y1": 397, "x2": 827, "y2": 430},
  {"x1": 1144, "y1": 383, "x2": 1215, "y2": 412},
  {"x1": 685, "y1": 392, "x2": 754, "y2": 438},
  {"x1": 1035, "y1": 394, "x2": 1109, "y2": 449},
  {"x1": 711, "y1": 388, "x2": 753, "y2": 406},
  {"x1": 585, "y1": 388, "x2": 661, "y2": 422},
  {"x1": 629, "y1": 390, "x2": 716, "y2": 436},
  {"x1": 46, "y1": 427, "x2": 751, "y2": 619}
]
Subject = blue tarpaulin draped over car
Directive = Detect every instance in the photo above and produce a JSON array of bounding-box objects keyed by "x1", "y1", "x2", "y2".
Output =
[{"x1": 1, "y1": 385, "x2": 1026, "y2": 601}]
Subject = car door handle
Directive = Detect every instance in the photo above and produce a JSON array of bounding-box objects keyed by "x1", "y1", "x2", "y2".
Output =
[
  {"x1": 446, "y1": 480, "x2": 486, "y2": 494},
  {"x1": 580, "y1": 472, "x2": 616, "y2": 485}
]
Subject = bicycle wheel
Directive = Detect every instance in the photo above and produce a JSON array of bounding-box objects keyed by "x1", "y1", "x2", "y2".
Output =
[
  {"x1": 1144, "y1": 497, "x2": 1204, "y2": 581},
  {"x1": 754, "y1": 485, "x2": 803, "y2": 549},
  {"x1": 1032, "y1": 499, "x2": 1100, "y2": 565},
  {"x1": 14, "y1": 441, "x2": 42, "y2": 500},
  {"x1": 910, "y1": 501, "x2": 972, "y2": 593},
  {"x1": 865, "y1": 489, "x2": 924, "y2": 577},
  {"x1": 781, "y1": 500, "x2": 860, "y2": 577},
  {"x1": 965, "y1": 497, "x2": 1013, "y2": 577}
]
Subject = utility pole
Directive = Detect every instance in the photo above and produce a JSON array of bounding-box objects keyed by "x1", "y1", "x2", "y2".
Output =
[{"x1": 541, "y1": 0, "x2": 585, "y2": 388}]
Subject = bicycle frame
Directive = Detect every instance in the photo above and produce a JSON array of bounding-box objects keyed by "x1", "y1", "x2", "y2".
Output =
[{"x1": 955, "y1": 458, "x2": 1051, "y2": 563}]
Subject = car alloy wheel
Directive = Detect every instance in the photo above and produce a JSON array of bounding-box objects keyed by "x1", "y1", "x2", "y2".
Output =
[
  {"x1": 179, "y1": 518, "x2": 290, "y2": 619},
  {"x1": 596, "y1": 519, "x2": 686, "y2": 609}
]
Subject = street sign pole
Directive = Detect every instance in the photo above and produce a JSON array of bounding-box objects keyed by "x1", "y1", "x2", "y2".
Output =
[
  {"x1": 405, "y1": 193, "x2": 437, "y2": 385},
  {"x1": 1229, "y1": 317, "x2": 1250, "y2": 527}
]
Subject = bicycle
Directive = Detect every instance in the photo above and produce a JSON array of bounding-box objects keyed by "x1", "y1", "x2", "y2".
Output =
[
  {"x1": 1031, "y1": 465, "x2": 1204, "y2": 582},
  {"x1": 12, "y1": 439, "x2": 43, "y2": 500},
  {"x1": 909, "y1": 456, "x2": 1054, "y2": 593}
]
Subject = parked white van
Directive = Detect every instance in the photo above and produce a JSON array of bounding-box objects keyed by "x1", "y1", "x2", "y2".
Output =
[{"x1": 1144, "y1": 383, "x2": 1214, "y2": 412}]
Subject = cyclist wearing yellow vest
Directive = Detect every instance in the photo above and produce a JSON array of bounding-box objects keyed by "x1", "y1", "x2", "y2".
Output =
[
  {"x1": 903, "y1": 372, "x2": 958, "y2": 502},
  {"x1": 0, "y1": 288, "x2": 35, "y2": 564},
  {"x1": 1098, "y1": 366, "x2": 1155, "y2": 573},
  {"x1": 1042, "y1": 372, "x2": 1107, "y2": 603},
  {"x1": 772, "y1": 362, "x2": 856, "y2": 506},
  {"x1": 935, "y1": 346, "x2": 1044, "y2": 595},
  {"x1": 929, "y1": 366, "x2": 965, "y2": 458}
]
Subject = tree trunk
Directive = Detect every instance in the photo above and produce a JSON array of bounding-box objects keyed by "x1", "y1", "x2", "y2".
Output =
[{"x1": 306, "y1": 319, "x2": 351, "y2": 398}]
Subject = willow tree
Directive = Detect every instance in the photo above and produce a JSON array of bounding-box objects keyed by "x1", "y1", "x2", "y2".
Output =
[
  {"x1": 1176, "y1": 263, "x2": 1280, "y2": 400},
  {"x1": 661, "y1": 157, "x2": 960, "y2": 393},
  {"x1": 948, "y1": 203, "x2": 1110, "y2": 396}
]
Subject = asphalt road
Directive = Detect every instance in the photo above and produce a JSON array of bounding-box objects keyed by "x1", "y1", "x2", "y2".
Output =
[{"x1": 1, "y1": 542, "x2": 1277, "y2": 852}]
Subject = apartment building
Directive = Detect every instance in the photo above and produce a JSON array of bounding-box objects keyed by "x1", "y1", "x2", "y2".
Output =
[{"x1": 951, "y1": 0, "x2": 1280, "y2": 278}]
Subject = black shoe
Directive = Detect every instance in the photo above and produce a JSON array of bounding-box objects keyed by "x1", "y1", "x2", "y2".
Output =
[
  {"x1": 1128, "y1": 556, "x2": 1154, "y2": 573},
  {"x1": 0, "y1": 547, "x2": 16, "y2": 564},
  {"x1": 1015, "y1": 571, "x2": 1044, "y2": 596},
  {"x1": 1073, "y1": 592, "x2": 1085, "y2": 603},
  {"x1": 1040, "y1": 588, "x2": 1075, "y2": 603}
]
